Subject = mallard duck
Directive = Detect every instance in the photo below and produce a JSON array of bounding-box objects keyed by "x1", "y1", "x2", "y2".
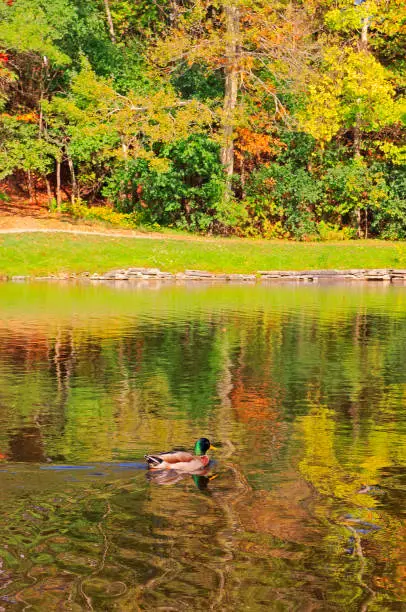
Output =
[{"x1": 144, "y1": 437, "x2": 217, "y2": 472}]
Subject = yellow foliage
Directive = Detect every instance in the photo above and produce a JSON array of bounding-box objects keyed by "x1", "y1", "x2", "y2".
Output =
[
  {"x1": 299, "y1": 47, "x2": 402, "y2": 143},
  {"x1": 70, "y1": 203, "x2": 138, "y2": 229}
]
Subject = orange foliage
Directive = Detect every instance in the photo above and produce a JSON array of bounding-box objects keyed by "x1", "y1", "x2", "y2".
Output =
[
  {"x1": 234, "y1": 113, "x2": 287, "y2": 172},
  {"x1": 1, "y1": 112, "x2": 38, "y2": 123},
  {"x1": 235, "y1": 128, "x2": 273, "y2": 160}
]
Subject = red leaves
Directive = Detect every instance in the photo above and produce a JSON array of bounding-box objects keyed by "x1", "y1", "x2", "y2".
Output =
[{"x1": 0, "y1": 53, "x2": 9, "y2": 63}]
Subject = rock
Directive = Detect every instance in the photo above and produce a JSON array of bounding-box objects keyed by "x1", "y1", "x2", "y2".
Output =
[
  {"x1": 258, "y1": 269, "x2": 396, "y2": 281},
  {"x1": 11, "y1": 275, "x2": 29, "y2": 282},
  {"x1": 158, "y1": 272, "x2": 174, "y2": 278},
  {"x1": 125, "y1": 267, "x2": 159, "y2": 275},
  {"x1": 226, "y1": 274, "x2": 256, "y2": 281},
  {"x1": 364, "y1": 269, "x2": 391, "y2": 275},
  {"x1": 185, "y1": 270, "x2": 215, "y2": 278},
  {"x1": 258, "y1": 274, "x2": 282, "y2": 279},
  {"x1": 391, "y1": 270, "x2": 406, "y2": 280},
  {"x1": 142, "y1": 268, "x2": 162, "y2": 275},
  {"x1": 365, "y1": 274, "x2": 392, "y2": 281},
  {"x1": 126, "y1": 271, "x2": 145, "y2": 277}
]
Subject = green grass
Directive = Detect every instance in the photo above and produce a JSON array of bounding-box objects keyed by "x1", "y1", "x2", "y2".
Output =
[{"x1": 1, "y1": 232, "x2": 406, "y2": 276}]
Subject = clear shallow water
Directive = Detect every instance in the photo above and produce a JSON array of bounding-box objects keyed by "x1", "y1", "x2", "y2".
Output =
[{"x1": 0, "y1": 281, "x2": 404, "y2": 611}]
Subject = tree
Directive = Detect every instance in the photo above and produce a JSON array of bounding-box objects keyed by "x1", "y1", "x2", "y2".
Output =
[
  {"x1": 297, "y1": 0, "x2": 406, "y2": 235},
  {"x1": 151, "y1": 0, "x2": 316, "y2": 186},
  {"x1": 42, "y1": 60, "x2": 213, "y2": 204}
]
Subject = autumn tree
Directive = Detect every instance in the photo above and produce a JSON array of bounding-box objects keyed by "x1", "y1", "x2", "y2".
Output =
[{"x1": 151, "y1": 0, "x2": 317, "y2": 185}]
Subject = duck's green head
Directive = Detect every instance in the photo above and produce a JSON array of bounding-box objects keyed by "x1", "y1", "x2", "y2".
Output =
[{"x1": 194, "y1": 438, "x2": 217, "y2": 456}]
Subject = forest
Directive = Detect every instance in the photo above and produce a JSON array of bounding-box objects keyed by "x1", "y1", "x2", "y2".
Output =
[{"x1": 0, "y1": 0, "x2": 405, "y2": 239}]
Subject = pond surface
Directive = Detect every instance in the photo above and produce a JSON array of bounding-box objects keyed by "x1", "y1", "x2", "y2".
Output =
[{"x1": 0, "y1": 282, "x2": 405, "y2": 611}]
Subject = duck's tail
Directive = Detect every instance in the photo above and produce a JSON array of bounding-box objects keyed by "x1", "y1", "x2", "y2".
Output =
[{"x1": 144, "y1": 454, "x2": 163, "y2": 468}]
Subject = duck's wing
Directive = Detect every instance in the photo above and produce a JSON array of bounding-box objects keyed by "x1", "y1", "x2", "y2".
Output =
[
  {"x1": 161, "y1": 451, "x2": 196, "y2": 464},
  {"x1": 163, "y1": 455, "x2": 209, "y2": 472},
  {"x1": 144, "y1": 450, "x2": 194, "y2": 468}
]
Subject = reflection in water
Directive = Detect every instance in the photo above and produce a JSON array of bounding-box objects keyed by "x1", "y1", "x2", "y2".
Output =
[
  {"x1": 146, "y1": 466, "x2": 218, "y2": 489},
  {"x1": 8, "y1": 426, "x2": 47, "y2": 462},
  {"x1": 0, "y1": 282, "x2": 405, "y2": 610}
]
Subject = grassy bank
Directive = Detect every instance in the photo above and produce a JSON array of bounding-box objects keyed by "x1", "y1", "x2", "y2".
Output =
[{"x1": 1, "y1": 232, "x2": 406, "y2": 276}]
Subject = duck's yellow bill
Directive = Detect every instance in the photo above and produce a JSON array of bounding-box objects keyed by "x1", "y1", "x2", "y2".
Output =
[{"x1": 209, "y1": 444, "x2": 218, "y2": 450}]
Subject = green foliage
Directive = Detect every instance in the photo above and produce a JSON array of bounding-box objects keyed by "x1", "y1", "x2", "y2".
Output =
[
  {"x1": 0, "y1": 0, "x2": 75, "y2": 64},
  {"x1": 109, "y1": 0, "x2": 172, "y2": 39},
  {"x1": 315, "y1": 221, "x2": 357, "y2": 241},
  {"x1": 369, "y1": 166, "x2": 406, "y2": 239},
  {"x1": 244, "y1": 164, "x2": 321, "y2": 240},
  {"x1": 321, "y1": 158, "x2": 390, "y2": 217},
  {"x1": 0, "y1": 117, "x2": 57, "y2": 179},
  {"x1": 104, "y1": 135, "x2": 229, "y2": 231},
  {"x1": 172, "y1": 63, "x2": 224, "y2": 101}
]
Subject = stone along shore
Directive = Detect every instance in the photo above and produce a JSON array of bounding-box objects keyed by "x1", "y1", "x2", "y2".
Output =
[{"x1": 5, "y1": 268, "x2": 406, "y2": 283}]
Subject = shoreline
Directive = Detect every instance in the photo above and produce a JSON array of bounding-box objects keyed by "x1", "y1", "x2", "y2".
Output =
[{"x1": 3, "y1": 267, "x2": 406, "y2": 284}]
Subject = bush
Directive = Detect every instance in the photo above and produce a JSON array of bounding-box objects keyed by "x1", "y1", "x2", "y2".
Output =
[
  {"x1": 367, "y1": 166, "x2": 406, "y2": 239},
  {"x1": 319, "y1": 159, "x2": 406, "y2": 238},
  {"x1": 243, "y1": 163, "x2": 321, "y2": 239},
  {"x1": 64, "y1": 201, "x2": 139, "y2": 229},
  {"x1": 103, "y1": 135, "x2": 230, "y2": 232},
  {"x1": 316, "y1": 221, "x2": 357, "y2": 241}
]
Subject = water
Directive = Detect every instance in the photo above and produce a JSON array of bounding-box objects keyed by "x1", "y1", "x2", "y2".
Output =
[{"x1": 0, "y1": 281, "x2": 404, "y2": 611}]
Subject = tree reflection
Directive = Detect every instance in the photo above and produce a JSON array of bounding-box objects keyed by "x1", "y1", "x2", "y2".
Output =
[{"x1": 0, "y1": 285, "x2": 404, "y2": 608}]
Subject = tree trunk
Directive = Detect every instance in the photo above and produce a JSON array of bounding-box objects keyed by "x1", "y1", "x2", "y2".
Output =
[
  {"x1": 56, "y1": 159, "x2": 61, "y2": 210},
  {"x1": 360, "y1": 17, "x2": 368, "y2": 51},
  {"x1": 45, "y1": 176, "x2": 53, "y2": 208},
  {"x1": 354, "y1": 16, "x2": 369, "y2": 236},
  {"x1": 27, "y1": 170, "x2": 33, "y2": 201},
  {"x1": 66, "y1": 151, "x2": 77, "y2": 203},
  {"x1": 354, "y1": 15, "x2": 368, "y2": 157},
  {"x1": 221, "y1": 4, "x2": 240, "y2": 185},
  {"x1": 103, "y1": 0, "x2": 116, "y2": 44},
  {"x1": 356, "y1": 207, "x2": 362, "y2": 239},
  {"x1": 353, "y1": 118, "x2": 361, "y2": 157}
]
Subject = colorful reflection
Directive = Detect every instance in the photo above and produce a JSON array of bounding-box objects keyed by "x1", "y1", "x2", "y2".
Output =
[{"x1": 0, "y1": 282, "x2": 404, "y2": 610}]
